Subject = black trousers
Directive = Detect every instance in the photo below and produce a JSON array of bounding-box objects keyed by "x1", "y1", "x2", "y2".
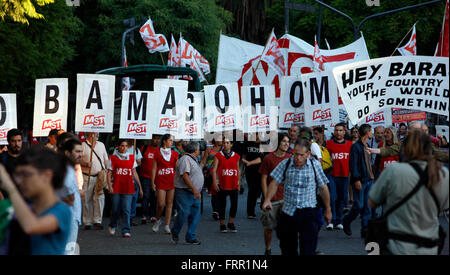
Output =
[
  {"x1": 246, "y1": 171, "x2": 262, "y2": 216},
  {"x1": 218, "y1": 189, "x2": 239, "y2": 220},
  {"x1": 277, "y1": 208, "x2": 319, "y2": 255}
]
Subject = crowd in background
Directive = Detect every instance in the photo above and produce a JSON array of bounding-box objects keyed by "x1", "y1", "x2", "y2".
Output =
[{"x1": 0, "y1": 120, "x2": 448, "y2": 255}]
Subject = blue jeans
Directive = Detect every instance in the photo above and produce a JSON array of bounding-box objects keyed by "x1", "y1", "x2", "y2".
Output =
[
  {"x1": 326, "y1": 174, "x2": 337, "y2": 224},
  {"x1": 109, "y1": 194, "x2": 133, "y2": 234},
  {"x1": 130, "y1": 180, "x2": 139, "y2": 218},
  {"x1": 140, "y1": 177, "x2": 156, "y2": 218},
  {"x1": 330, "y1": 176, "x2": 349, "y2": 225},
  {"x1": 343, "y1": 180, "x2": 373, "y2": 233},
  {"x1": 171, "y1": 189, "x2": 202, "y2": 242}
]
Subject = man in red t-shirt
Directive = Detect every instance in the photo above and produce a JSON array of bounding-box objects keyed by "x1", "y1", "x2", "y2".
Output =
[
  {"x1": 258, "y1": 133, "x2": 291, "y2": 256},
  {"x1": 139, "y1": 134, "x2": 160, "y2": 224},
  {"x1": 326, "y1": 122, "x2": 353, "y2": 230}
]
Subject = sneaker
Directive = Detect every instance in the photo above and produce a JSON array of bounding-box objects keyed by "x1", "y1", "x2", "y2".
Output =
[
  {"x1": 152, "y1": 219, "x2": 161, "y2": 232},
  {"x1": 212, "y1": 212, "x2": 219, "y2": 221},
  {"x1": 93, "y1": 223, "x2": 104, "y2": 230},
  {"x1": 220, "y1": 224, "x2": 228, "y2": 233},
  {"x1": 335, "y1": 224, "x2": 344, "y2": 230},
  {"x1": 141, "y1": 217, "x2": 148, "y2": 225},
  {"x1": 163, "y1": 225, "x2": 171, "y2": 234},
  {"x1": 108, "y1": 226, "x2": 116, "y2": 236},
  {"x1": 150, "y1": 217, "x2": 157, "y2": 223},
  {"x1": 123, "y1": 233, "x2": 131, "y2": 238},
  {"x1": 264, "y1": 249, "x2": 271, "y2": 256},
  {"x1": 185, "y1": 239, "x2": 201, "y2": 245},
  {"x1": 247, "y1": 215, "x2": 256, "y2": 219},
  {"x1": 171, "y1": 233, "x2": 179, "y2": 244},
  {"x1": 227, "y1": 223, "x2": 237, "y2": 233},
  {"x1": 326, "y1": 223, "x2": 334, "y2": 231}
]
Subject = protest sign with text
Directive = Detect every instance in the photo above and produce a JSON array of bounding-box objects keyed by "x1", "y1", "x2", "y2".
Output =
[
  {"x1": 119, "y1": 91, "x2": 152, "y2": 139},
  {"x1": 279, "y1": 76, "x2": 305, "y2": 128},
  {"x1": 204, "y1": 82, "x2": 243, "y2": 132},
  {"x1": 241, "y1": 85, "x2": 277, "y2": 133},
  {"x1": 33, "y1": 78, "x2": 68, "y2": 137},
  {"x1": 75, "y1": 74, "x2": 115, "y2": 133},
  {"x1": 182, "y1": 92, "x2": 204, "y2": 140},
  {"x1": 333, "y1": 56, "x2": 449, "y2": 125},
  {"x1": 302, "y1": 71, "x2": 340, "y2": 127},
  {"x1": 0, "y1": 94, "x2": 17, "y2": 145}
]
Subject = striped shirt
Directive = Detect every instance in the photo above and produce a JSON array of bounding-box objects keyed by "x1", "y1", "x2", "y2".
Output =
[{"x1": 270, "y1": 157, "x2": 328, "y2": 216}]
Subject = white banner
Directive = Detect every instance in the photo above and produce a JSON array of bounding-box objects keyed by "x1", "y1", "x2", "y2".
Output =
[
  {"x1": 279, "y1": 76, "x2": 305, "y2": 128},
  {"x1": 241, "y1": 85, "x2": 277, "y2": 133},
  {"x1": 75, "y1": 74, "x2": 115, "y2": 133},
  {"x1": 182, "y1": 92, "x2": 204, "y2": 140},
  {"x1": 32, "y1": 78, "x2": 68, "y2": 137},
  {"x1": 204, "y1": 82, "x2": 242, "y2": 132},
  {"x1": 302, "y1": 71, "x2": 340, "y2": 127},
  {"x1": 333, "y1": 56, "x2": 449, "y2": 125},
  {"x1": 150, "y1": 80, "x2": 188, "y2": 138},
  {"x1": 0, "y1": 94, "x2": 17, "y2": 145},
  {"x1": 119, "y1": 91, "x2": 152, "y2": 140}
]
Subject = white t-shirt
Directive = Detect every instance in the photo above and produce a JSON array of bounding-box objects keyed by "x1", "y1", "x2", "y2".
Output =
[{"x1": 311, "y1": 142, "x2": 322, "y2": 160}]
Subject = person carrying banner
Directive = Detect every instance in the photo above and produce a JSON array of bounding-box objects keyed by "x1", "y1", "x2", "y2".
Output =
[
  {"x1": 211, "y1": 137, "x2": 241, "y2": 233},
  {"x1": 0, "y1": 146, "x2": 71, "y2": 255},
  {"x1": 343, "y1": 124, "x2": 375, "y2": 238},
  {"x1": 152, "y1": 134, "x2": 179, "y2": 234},
  {"x1": 262, "y1": 138, "x2": 331, "y2": 255},
  {"x1": 242, "y1": 133, "x2": 264, "y2": 219},
  {"x1": 201, "y1": 139, "x2": 223, "y2": 220},
  {"x1": 326, "y1": 122, "x2": 353, "y2": 231},
  {"x1": 139, "y1": 135, "x2": 161, "y2": 224},
  {"x1": 80, "y1": 132, "x2": 109, "y2": 230},
  {"x1": 107, "y1": 140, "x2": 143, "y2": 238},
  {"x1": 259, "y1": 133, "x2": 291, "y2": 256}
]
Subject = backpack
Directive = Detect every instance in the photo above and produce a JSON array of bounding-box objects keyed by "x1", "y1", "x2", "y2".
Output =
[{"x1": 312, "y1": 141, "x2": 332, "y2": 173}]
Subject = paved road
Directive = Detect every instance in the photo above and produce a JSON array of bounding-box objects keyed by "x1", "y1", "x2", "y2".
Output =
[{"x1": 77, "y1": 186, "x2": 449, "y2": 255}]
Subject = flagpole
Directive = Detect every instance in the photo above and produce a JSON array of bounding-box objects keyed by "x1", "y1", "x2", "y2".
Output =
[
  {"x1": 390, "y1": 21, "x2": 418, "y2": 56},
  {"x1": 160, "y1": 52, "x2": 166, "y2": 66},
  {"x1": 249, "y1": 28, "x2": 274, "y2": 86}
]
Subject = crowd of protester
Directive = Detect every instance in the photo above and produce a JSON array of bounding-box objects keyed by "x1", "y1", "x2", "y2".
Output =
[{"x1": 0, "y1": 120, "x2": 448, "y2": 255}]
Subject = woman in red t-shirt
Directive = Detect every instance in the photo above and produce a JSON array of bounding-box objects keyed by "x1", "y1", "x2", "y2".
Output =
[
  {"x1": 151, "y1": 134, "x2": 179, "y2": 234},
  {"x1": 107, "y1": 140, "x2": 143, "y2": 238},
  {"x1": 212, "y1": 137, "x2": 240, "y2": 233}
]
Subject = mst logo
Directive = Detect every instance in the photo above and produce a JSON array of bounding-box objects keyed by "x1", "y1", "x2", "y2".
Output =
[
  {"x1": 83, "y1": 115, "x2": 105, "y2": 127},
  {"x1": 0, "y1": 128, "x2": 9, "y2": 139},
  {"x1": 215, "y1": 115, "x2": 235, "y2": 126},
  {"x1": 158, "y1": 168, "x2": 174, "y2": 175},
  {"x1": 127, "y1": 123, "x2": 147, "y2": 134},
  {"x1": 159, "y1": 118, "x2": 178, "y2": 130},
  {"x1": 313, "y1": 108, "x2": 331, "y2": 120},
  {"x1": 116, "y1": 168, "x2": 132, "y2": 176},
  {"x1": 222, "y1": 169, "x2": 238, "y2": 176},
  {"x1": 42, "y1": 119, "x2": 62, "y2": 130},
  {"x1": 250, "y1": 115, "x2": 269, "y2": 127},
  {"x1": 184, "y1": 123, "x2": 198, "y2": 134},
  {"x1": 284, "y1": 112, "x2": 304, "y2": 123},
  {"x1": 366, "y1": 112, "x2": 384, "y2": 123}
]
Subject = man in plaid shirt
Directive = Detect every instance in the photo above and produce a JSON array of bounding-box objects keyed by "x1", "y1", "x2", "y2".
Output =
[{"x1": 262, "y1": 138, "x2": 332, "y2": 255}]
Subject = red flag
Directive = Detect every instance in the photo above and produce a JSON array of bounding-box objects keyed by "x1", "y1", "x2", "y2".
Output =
[
  {"x1": 436, "y1": 0, "x2": 449, "y2": 57},
  {"x1": 139, "y1": 18, "x2": 169, "y2": 53},
  {"x1": 122, "y1": 49, "x2": 131, "y2": 90},
  {"x1": 397, "y1": 24, "x2": 417, "y2": 56},
  {"x1": 313, "y1": 35, "x2": 325, "y2": 71},
  {"x1": 261, "y1": 30, "x2": 286, "y2": 76}
]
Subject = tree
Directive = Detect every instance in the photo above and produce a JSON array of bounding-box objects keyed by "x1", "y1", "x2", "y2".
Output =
[
  {"x1": 0, "y1": 0, "x2": 55, "y2": 24},
  {"x1": 0, "y1": 0, "x2": 83, "y2": 127},
  {"x1": 69, "y1": 0, "x2": 233, "y2": 84}
]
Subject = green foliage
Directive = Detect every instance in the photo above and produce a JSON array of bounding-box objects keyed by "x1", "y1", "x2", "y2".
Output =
[
  {"x1": 0, "y1": 0, "x2": 55, "y2": 24},
  {"x1": 266, "y1": 0, "x2": 446, "y2": 58},
  {"x1": 0, "y1": 0, "x2": 83, "y2": 126},
  {"x1": 70, "y1": 0, "x2": 233, "y2": 84}
]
